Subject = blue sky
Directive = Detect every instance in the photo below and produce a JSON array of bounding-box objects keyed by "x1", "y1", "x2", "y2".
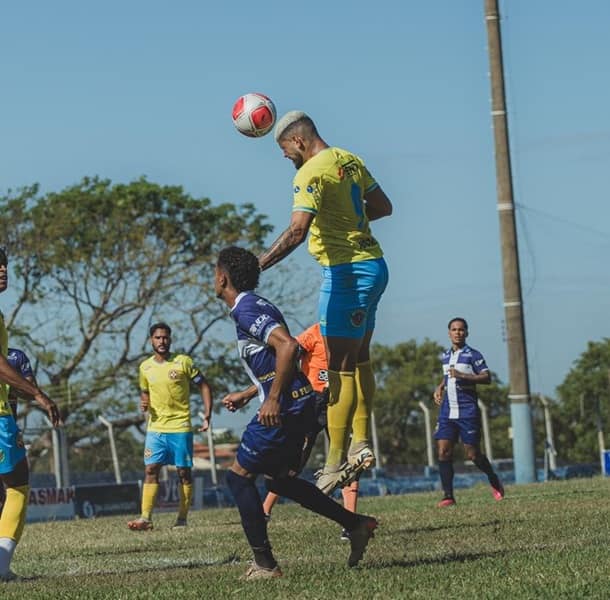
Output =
[{"x1": 2, "y1": 1, "x2": 609, "y2": 431}]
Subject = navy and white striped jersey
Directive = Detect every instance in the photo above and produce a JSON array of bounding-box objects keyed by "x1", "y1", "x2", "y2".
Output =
[
  {"x1": 439, "y1": 344, "x2": 489, "y2": 420},
  {"x1": 229, "y1": 291, "x2": 314, "y2": 415}
]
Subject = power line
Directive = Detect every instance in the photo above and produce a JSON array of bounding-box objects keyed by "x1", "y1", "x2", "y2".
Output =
[{"x1": 516, "y1": 202, "x2": 610, "y2": 242}]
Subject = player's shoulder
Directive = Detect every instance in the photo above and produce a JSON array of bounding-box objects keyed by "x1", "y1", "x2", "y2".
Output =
[
  {"x1": 7, "y1": 348, "x2": 27, "y2": 361},
  {"x1": 463, "y1": 345, "x2": 486, "y2": 359},
  {"x1": 140, "y1": 355, "x2": 156, "y2": 371},
  {"x1": 171, "y1": 353, "x2": 193, "y2": 366}
]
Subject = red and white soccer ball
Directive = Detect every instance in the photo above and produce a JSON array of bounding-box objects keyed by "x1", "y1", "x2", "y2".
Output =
[{"x1": 232, "y1": 93, "x2": 277, "y2": 138}]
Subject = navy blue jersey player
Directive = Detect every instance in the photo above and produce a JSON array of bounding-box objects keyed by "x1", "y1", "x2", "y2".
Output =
[
  {"x1": 7, "y1": 348, "x2": 35, "y2": 418},
  {"x1": 216, "y1": 246, "x2": 378, "y2": 580},
  {"x1": 433, "y1": 318, "x2": 504, "y2": 507}
]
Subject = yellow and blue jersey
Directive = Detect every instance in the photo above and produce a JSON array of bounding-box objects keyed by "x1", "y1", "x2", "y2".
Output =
[
  {"x1": 139, "y1": 353, "x2": 205, "y2": 433},
  {"x1": 0, "y1": 311, "x2": 10, "y2": 417},
  {"x1": 292, "y1": 147, "x2": 384, "y2": 267}
]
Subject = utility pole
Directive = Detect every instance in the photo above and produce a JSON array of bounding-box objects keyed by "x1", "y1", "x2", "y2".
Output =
[{"x1": 483, "y1": 0, "x2": 536, "y2": 483}]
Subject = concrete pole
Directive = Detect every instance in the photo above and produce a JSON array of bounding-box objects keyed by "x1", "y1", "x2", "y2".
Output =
[
  {"x1": 484, "y1": 0, "x2": 536, "y2": 483},
  {"x1": 538, "y1": 395, "x2": 557, "y2": 471},
  {"x1": 418, "y1": 401, "x2": 435, "y2": 469},
  {"x1": 44, "y1": 416, "x2": 70, "y2": 488},
  {"x1": 99, "y1": 415, "x2": 122, "y2": 484},
  {"x1": 199, "y1": 411, "x2": 218, "y2": 486},
  {"x1": 477, "y1": 399, "x2": 493, "y2": 461}
]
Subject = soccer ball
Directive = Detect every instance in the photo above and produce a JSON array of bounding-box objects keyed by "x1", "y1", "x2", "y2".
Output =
[{"x1": 231, "y1": 93, "x2": 277, "y2": 138}]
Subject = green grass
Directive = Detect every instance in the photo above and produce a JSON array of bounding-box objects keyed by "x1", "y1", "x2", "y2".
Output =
[{"x1": 4, "y1": 477, "x2": 610, "y2": 599}]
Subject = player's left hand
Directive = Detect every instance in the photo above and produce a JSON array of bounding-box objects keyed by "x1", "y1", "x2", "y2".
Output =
[
  {"x1": 449, "y1": 367, "x2": 466, "y2": 380},
  {"x1": 199, "y1": 416, "x2": 210, "y2": 432},
  {"x1": 258, "y1": 397, "x2": 281, "y2": 427}
]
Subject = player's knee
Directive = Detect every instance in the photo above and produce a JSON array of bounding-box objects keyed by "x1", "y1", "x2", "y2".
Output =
[
  {"x1": 177, "y1": 467, "x2": 192, "y2": 483},
  {"x1": 144, "y1": 464, "x2": 161, "y2": 480},
  {"x1": 438, "y1": 448, "x2": 453, "y2": 461}
]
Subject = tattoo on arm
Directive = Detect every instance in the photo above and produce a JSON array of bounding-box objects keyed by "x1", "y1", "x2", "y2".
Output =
[{"x1": 259, "y1": 226, "x2": 302, "y2": 270}]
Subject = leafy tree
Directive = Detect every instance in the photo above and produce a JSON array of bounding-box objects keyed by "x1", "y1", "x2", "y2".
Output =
[
  {"x1": 0, "y1": 176, "x2": 314, "y2": 471},
  {"x1": 555, "y1": 339, "x2": 610, "y2": 464},
  {"x1": 373, "y1": 339, "x2": 511, "y2": 468}
]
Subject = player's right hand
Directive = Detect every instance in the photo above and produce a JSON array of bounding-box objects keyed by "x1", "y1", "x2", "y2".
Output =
[
  {"x1": 222, "y1": 392, "x2": 245, "y2": 412},
  {"x1": 433, "y1": 385, "x2": 444, "y2": 406}
]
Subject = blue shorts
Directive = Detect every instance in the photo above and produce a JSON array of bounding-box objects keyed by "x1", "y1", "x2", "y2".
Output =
[
  {"x1": 434, "y1": 417, "x2": 481, "y2": 446},
  {"x1": 237, "y1": 400, "x2": 317, "y2": 477},
  {"x1": 0, "y1": 415, "x2": 26, "y2": 475},
  {"x1": 319, "y1": 257, "x2": 389, "y2": 338},
  {"x1": 144, "y1": 431, "x2": 193, "y2": 468}
]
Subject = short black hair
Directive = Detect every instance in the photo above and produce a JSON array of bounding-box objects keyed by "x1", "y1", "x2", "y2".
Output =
[
  {"x1": 149, "y1": 322, "x2": 171, "y2": 337},
  {"x1": 0, "y1": 247, "x2": 7, "y2": 267},
  {"x1": 217, "y1": 246, "x2": 260, "y2": 293},
  {"x1": 448, "y1": 317, "x2": 468, "y2": 330}
]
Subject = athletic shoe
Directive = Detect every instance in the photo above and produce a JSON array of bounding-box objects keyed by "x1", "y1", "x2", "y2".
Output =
[
  {"x1": 490, "y1": 477, "x2": 505, "y2": 501},
  {"x1": 340, "y1": 528, "x2": 351, "y2": 541},
  {"x1": 347, "y1": 443, "x2": 376, "y2": 472},
  {"x1": 127, "y1": 518, "x2": 153, "y2": 531},
  {"x1": 347, "y1": 516, "x2": 378, "y2": 567},
  {"x1": 315, "y1": 462, "x2": 356, "y2": 495},
  {"x1": 172, "y1": 518, "x2": 187, "y2": 529},
  {"x1": 0, "y1": 570, "x2": 20, "y2": 583},
  {"x1": 242, "y1": 562, "x2": 283, "y2": 580},
  {"x1": 437, "y1": 496, "x2": 456, "y2": 508}
]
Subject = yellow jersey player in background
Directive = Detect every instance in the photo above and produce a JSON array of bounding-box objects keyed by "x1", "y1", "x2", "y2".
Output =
[
  {"x1": 0, "y1": 248, "x2": 62, "y2": 582},
  {"x1": 127, "y1": 322, "x2": 212, "y2": 531},
  {"x1": 259, "y1": 112, "x2": 393, "y2": 495}
]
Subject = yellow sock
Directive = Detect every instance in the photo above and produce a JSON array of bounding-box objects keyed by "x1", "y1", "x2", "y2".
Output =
[
  {"x1": 178, "y1": 482, "x2": 193, "y2": 520},
  {"x1": 141, "y1": 483, "x2": 159, "y2": 521},
  {"x1": 0, "y1": 485, "x2": 29, "y2": 541},
  {"x1": 352, "y1": 361, "x2": 376, "y2": 444},
  {"x1": 326, "y1": 370, "x2": 357, "y2": 467}
]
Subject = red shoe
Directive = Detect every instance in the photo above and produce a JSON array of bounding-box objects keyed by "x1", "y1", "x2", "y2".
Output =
[
  {"x1": 127, "y1": 518, "x2": 153, "y2": 531},
  {"x1": 437, "y1": 496, "x2": 456, "y2": 508},
  {"x1": 490, "y1": 478, "x2": 505, "y2": 501}
]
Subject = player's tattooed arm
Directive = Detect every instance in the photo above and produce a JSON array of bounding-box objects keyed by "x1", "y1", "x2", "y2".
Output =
[{"x1": 258, "y1": 210, "x2": 313, "y2": 270}]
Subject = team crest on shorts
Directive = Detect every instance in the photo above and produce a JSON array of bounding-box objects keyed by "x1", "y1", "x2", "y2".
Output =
[
  {"x1": 168, "y1": 369, "x2": 178, "y2": 380},
  {"x1": 144, "y1": 448, "x2": 153, "y2": 459},
  {"x1": 350, "y1": 309, "x2": 366, "y2": 327}
]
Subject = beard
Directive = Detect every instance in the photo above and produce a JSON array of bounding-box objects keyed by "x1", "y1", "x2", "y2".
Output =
[{"x1": 291, "y1": 154, "x2": 304, "y2": 169}]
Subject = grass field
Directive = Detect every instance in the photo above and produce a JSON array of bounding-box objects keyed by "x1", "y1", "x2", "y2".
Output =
[{"x1": 3, "y1": 477, "x2": 609, "y2": 599}]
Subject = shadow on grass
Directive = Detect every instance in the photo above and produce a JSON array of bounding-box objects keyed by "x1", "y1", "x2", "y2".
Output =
[
  {"x1": 372, "y1": 548, "x2": 510, "y2": 569},
  {"x1": 394, "y1": 517, "x2": 516, "y2": 535},
  {"x1": 48, "y1": 552, "x2": 243, "y2": 580}
]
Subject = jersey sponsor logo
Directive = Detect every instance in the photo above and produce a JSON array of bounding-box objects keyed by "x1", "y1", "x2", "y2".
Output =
[
  {"x1": 357, "y1": 237, "x2": 378, "y2": 250},
  {"x1": 291, "y1": 383, "x2": 313, "y2": 399},
  {"x1": 350, "y1": 309, "x2": 366, "y2": 328},
  {"x1": 249, "y1": 313, "x2": 270, "y2": 336},
  {"x1": 341, "y1": 159, "x2": 359, "y2": 178},
  {"x1": 258, "y1": 371, "x2": 276, "y2": 383}
]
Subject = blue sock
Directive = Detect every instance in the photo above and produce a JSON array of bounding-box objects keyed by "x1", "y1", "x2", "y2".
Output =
[
  {"x1": 226, "y1": 470, "x2": 276, "y2": 568},
  {"x1": 438, "y1": 460, "x2": 454, "y2": 498}
]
